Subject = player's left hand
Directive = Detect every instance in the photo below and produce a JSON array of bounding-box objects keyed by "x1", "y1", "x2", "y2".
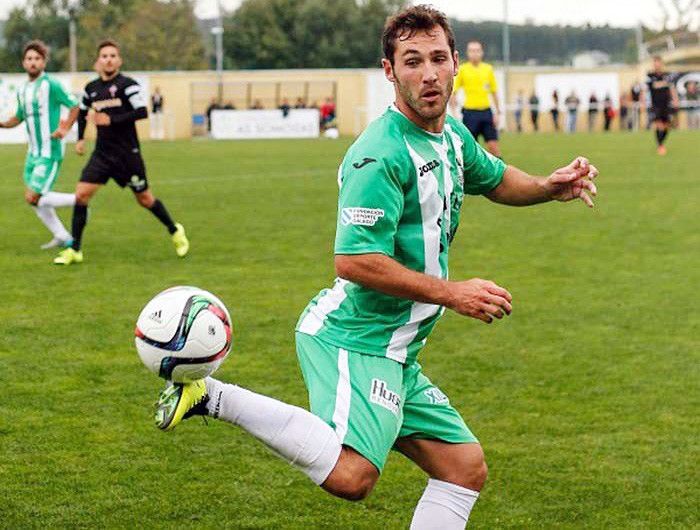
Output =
[
  {"x1": 51, "y1": 120, "x2": 71, "y2": 139},
  {"x1": 89, "y1": 111, "x2": 111, "y2": 126},
  {"x1": 544, "y1": 156, "x2": 599, "y2": 208},
  {"x1": 492, "y1": 112, "x2": 499, "y2": 127}
]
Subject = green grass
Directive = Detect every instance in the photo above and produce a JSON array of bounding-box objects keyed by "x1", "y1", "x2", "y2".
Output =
[{"x1": 1, "y1": 131, "x2": 698, "y2": 529}]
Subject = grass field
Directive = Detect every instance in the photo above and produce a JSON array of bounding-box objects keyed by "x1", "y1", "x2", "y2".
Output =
[{"x1": 1, "y1": 131, "x2": 698, "y2": 529}]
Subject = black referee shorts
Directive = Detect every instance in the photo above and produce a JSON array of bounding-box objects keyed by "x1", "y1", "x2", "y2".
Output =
[
  {"x1": 651, "y1": 105, "x2": 671, "y2": 124},
  {"x1": 80, "y1": 148, "x2": 149, "y2": 193},
  {"x1": 462, "y1": 109, "x2": 498, "y2": 142}
]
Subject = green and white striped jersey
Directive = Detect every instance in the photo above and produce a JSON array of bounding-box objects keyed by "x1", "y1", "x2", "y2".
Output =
[
  {"x1": 296, "y1": 105, "x2": 506, "y2": 364},
  {"x1": 15, "y1": 73, "x2": 78, "y2": 160}
]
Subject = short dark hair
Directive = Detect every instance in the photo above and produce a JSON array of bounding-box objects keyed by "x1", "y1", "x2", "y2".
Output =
[
  {"x1": 23, "y1": 40, "x2": 49, "y2": 60},
  {"x1": 382, "y1": 4, "x2": 455, "y2": 65},
  {"x1": 97, "y1": 39, "x2": 120, "y2": 55},
  {"x1": 652, "y1": 55, "x2": 663, "y2": 62}
]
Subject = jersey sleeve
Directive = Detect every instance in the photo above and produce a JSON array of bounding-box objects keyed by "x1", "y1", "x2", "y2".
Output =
[
  {"x1": 50, "y1": 78, "x2": 78, "y2": 108},
  {"x1": 488, "y1": 66, "x2": 498, "y2": 93},
  {"x1": 334, "y1": 153, "x2": 404, "y2": 256},
  {"x1": 14, "y1": 91, "x2": 24, "y2": 121},
  {"x1": 124, "y1": 80, "x2": 147, "y2": 110},
  {"x1": 458, "y1": 122, "x2": 506, "y2": 195}
]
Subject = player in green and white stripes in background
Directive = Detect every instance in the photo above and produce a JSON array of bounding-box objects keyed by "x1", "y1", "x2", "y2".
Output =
[
  {"x1": 153, "y1": 6, "x2": 599, "y2": 528},
  {"x1": 0, "y1": 40, "x2": 79, "y2": 249}
]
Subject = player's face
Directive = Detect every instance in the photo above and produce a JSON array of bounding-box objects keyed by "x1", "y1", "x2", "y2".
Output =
[
  {"x1": 653, "y1": 57, "x2": 663, "y2": 72},
  {"x1": 383, "y1": 26, "x2": 458, "y2": 130},
  {"x1": 22, "y1": 50, "x2": 46, "y2": 79},
  {"x1": 467, "y1": 42, "x2": 483, "y2": 63},
  {"x1": 97, "y1": 46, "x2": 122, "y2": 77}
]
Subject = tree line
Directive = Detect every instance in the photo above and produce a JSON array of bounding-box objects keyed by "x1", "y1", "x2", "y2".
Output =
[{"x1": 0, "y1": 0, "x2": 644, "y2": 72}]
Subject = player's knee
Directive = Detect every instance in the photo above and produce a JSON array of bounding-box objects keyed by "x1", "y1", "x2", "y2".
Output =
[
  {"x1": 75, "y1": 191, "x2": 91, "y2": 205},
  {"x1": 25, "y1": 192, "x2": 40, "y2": 205},
  {"x1": 321, "y1": 450, "x2": 378, "y2": 501},
  {"x1": 136, "y1": 193, "x2": 154, "y2": 208},
  {"x1": 443, "y1": 445, "x2": 488, "y2": 491},
  {"x1": 328, "y1": 472, "x2": 376, "y2": 501}
]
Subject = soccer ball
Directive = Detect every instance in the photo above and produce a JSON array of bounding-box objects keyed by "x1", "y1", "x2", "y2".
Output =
[{"x1": 135, "y1": 286, "x2": 232, "y2": 383}]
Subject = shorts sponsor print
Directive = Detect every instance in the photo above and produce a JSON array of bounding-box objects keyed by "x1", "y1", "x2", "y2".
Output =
[{"x1": 296, "y1": 332, "x2": 477, "y2": 472}]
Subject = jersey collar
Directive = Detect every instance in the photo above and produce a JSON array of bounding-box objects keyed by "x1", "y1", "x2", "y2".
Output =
[{"x1": 388, "y1": 103, "x2": 445, "y2": 138}]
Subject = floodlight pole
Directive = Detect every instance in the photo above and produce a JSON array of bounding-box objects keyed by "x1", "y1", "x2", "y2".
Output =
[
  {"x1": 215, "y1": 0, "x2": 225, "y2": 102},
  {"x1": 502, "y1": 0, "x2": 510, "y2": 130},
  {"x1": 68, "y1": 6, "x2": 77, "y2": 72}
]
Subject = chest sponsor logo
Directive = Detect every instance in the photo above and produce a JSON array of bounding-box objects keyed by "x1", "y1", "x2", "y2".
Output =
[
  {"x1": 341, "y1": 207, "x2": 384, "y2": 227},
  {"x1": 370, "y1": 378, "x2": 401, "y2": 415},
  {"x1": 418, "y1": 159, "x2": 441, "y2": 177},
  {"x1": 352, "y1": 157, "x2": 376, "y2": 169},
  {"x1": 424, "y1": 387, "x2": 449, "y2": 405},
  {"x1": 92, "y1": 98, "x2": 122, "y2": 111},
  {"x1": 109, "y1": 84, "x2": 118, "y2": 97}
]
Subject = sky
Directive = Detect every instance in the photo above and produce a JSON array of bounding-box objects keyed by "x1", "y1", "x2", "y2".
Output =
[{"x1": 0, "y1": 0, "x2": 693, "y2": 29}]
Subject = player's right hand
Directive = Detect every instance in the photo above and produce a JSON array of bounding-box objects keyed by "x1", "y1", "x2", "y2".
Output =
[
  {"x1": 446, "y1": 278, "x2": 512, "y2": 323},
  {"x1": 75, "y1": 139, "x2": 85, "y2": 156}
]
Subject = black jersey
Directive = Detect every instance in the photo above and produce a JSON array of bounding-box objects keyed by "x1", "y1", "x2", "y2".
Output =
[
  {"x1": 646, "y1": 71, "x2": 673, "y2": 108},
  {"x1": 78, "y1": 73, "x2": 148, "y2": 152}
]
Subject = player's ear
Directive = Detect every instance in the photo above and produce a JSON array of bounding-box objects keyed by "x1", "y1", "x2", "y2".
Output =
[
  {"x1": 382, "y1": 58, "x2": 395, "y2": 83},
  {"x1": 452, "y1": 51, "x2": 459, "y2": 75}
]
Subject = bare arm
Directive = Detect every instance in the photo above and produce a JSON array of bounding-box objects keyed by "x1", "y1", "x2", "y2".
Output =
[
  {"x1": 335, "y1": 253, "x2": 512, "y2": 323},
  {"x1": 51, "y1": 105, "x2": 80, "y2": 139},
  {"x1": 0, "y1": 116, "x2": 21, "y2": 129},
  {"x1": 487, "y1": 157, "x2": 598, "y2": 208}
]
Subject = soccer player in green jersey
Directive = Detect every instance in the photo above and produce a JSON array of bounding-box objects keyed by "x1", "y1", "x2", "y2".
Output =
[
  {"x1": 153, "y1": 6, "x2": 598, "y2": 527},
  {"x1": 0, "y1": 40, "x2": 79, "y2": 249}
]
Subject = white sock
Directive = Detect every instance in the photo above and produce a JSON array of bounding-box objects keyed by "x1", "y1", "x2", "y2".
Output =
[
  {"x1": 33, "y1": 206, "x2": 72, "y2": 241},
  {"x1": 205, "y1": 377, "x2": 341, "y2": 485},
  {"x1": 38, "y1": 192, "x2": 76, "y2": 208},
  {"x1": 410, "y1": 479, "x2": 480, "y2": 530}
]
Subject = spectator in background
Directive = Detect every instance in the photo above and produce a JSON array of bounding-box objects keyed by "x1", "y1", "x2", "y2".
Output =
[
  {"x1": 565, "y1": 90, "x2": 580, "y2": 133},
  {"x1": 205, "y1": 97, "x2": 219, "y2": 133},
  {"x1": 294, "y1": 97, "x2": 306, "y2": 109},
  {"x1": 587, "y1": 93, "x2": 598, "y2": 132},
  {"x1": 550, "y1": 90, "x2": 560, "y2": 131},
  {"x1": 529, "y1": 92, "x2": 539, "y2": 132},
  {"x1": 619, "y1": 92, "x2": 631, "y2": 131},
  {"x1": 603, "y1": 94, "x2": 614, "y2": 131},
  {"x1": 151, "y1": 87, "x2": 164, "y2": 140},
  {"x1": 250, "y1": 99, "x2": 264, "y2": 110},
  {"x1": 223, "y1": 101, "x2": 235, "y2": 110},
  {"x1": 630, "y1": 81, "x2": 642, "y2": 130},
  {"x1": 513, "y1": 89, "x2": 524, "y2": 133},
  {"x1": 279, "y1": 97, "x2": 291, "y2": 118},
  {"x1": 320, "y1": 97, "x2": 336, "y2": 129},
  {"x1": 685, "y1": 81, "x2": 699, "y2": 130}
]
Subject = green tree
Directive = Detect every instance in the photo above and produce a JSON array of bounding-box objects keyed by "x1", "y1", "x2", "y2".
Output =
[
  {"x1": 0, "y1": 2, "x2": 70, "y2": 72},
  {"x1": 222, "y1": 0, "x2": 406, "y2": 69}
]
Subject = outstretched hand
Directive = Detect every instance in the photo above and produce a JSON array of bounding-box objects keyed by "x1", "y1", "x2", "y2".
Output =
[{"x1": 544, "y1": 156, "x2": 599, "y2": 207}]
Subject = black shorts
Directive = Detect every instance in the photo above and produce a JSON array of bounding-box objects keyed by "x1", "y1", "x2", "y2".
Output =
[
  {"x1": 462, "y1": 109, "x2": 498, "y2": 142},
  {"x1": 80, "y1": 148, "x2": 149, "y2": 193},
  {"x1": 651, "y1": 106, "x2": 671, "y2": 123}
]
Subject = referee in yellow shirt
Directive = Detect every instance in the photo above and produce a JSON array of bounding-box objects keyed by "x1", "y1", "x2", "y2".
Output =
[{"x1": 451, "y1": 40, "x2": 502, "y2": 158}]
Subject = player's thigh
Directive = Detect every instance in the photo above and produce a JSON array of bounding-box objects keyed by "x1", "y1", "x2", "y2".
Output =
[
  {"x1": 295, "y1": 332, "x2": 404, "y2": 475},
  {"x1": 394, "y1": 438, "x2": 486, "y2": 491},
  {"x1": 396, "y1": 363, "x2": 484, "y2": 488}
]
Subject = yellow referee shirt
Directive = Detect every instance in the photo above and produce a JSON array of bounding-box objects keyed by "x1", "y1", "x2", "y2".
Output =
[{"x1": 453, "y1": 62, "x2": 498, "y2": 110}]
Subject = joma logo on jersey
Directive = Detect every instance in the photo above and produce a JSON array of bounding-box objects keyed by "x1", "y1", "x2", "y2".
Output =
[
  {"x1": 370, "y1": 378, "x2": 401, "y2": 415},
  {"x1": 341, "y1": 207, "x2": 384, "y2": 227},
  {"x1": 92, "y1": 98, "x2": 122, "y2": 111},
  {"x1": 424, "y1": 387, "x2": 449, "y2": 405},
  {"x1": 418, "y1": 159, "x2": 441, "y2": 177}
]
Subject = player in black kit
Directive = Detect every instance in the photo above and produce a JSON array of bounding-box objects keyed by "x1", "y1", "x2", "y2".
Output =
[
  {"x1": 54, "y1": 40, "x2": 189, "y2": 265},
  {"x1": 645, "y1": 56, "x2": 679, "y2": 156}
]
